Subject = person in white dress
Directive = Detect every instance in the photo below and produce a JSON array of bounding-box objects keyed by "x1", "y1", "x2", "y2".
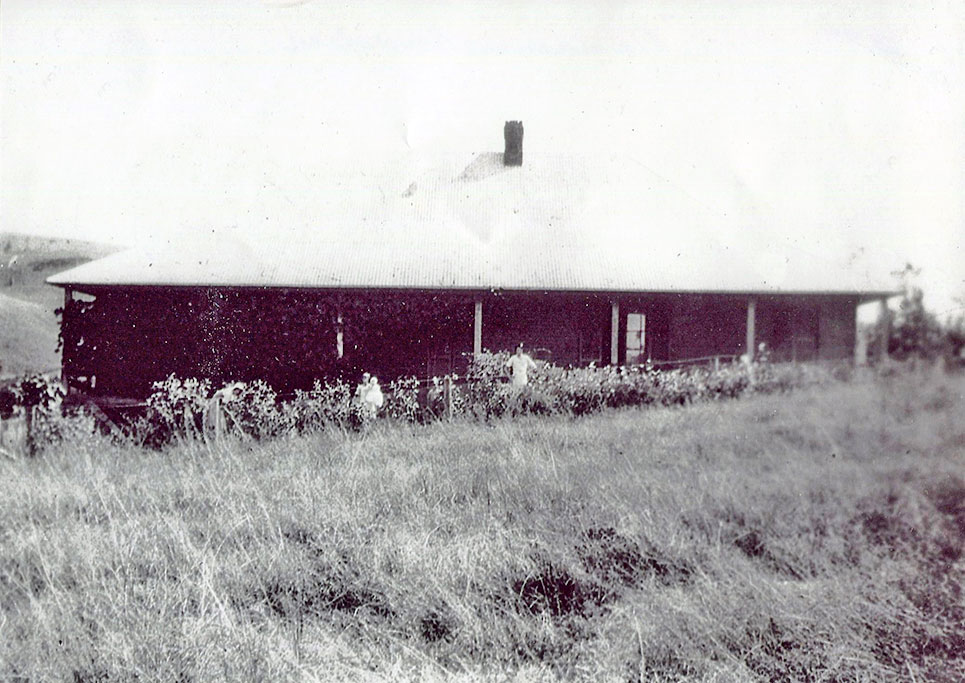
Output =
[
  {"x1": 362, "y1": 376, "x2": 384, "y2": 417},
  {"x1": 505, "y1": 343, "x2": 537, "y2": 387}
]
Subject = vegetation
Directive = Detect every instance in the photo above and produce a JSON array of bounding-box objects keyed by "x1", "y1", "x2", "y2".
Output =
[
  {"x1": 944, "y1": 298, "x2": 965, "y2": 362},
  {"x1": 97, "y1": 354, "x2": 851, "y2": 448},
  {"x1": 2, "y1": 352, "x2": 848, "y2": 454},
  {"x1": 1, "y1": 366, "x2": 963, "y2": 681},
  {"x1": 864, "y1": 264, "x2": 964, "y2": 365}
]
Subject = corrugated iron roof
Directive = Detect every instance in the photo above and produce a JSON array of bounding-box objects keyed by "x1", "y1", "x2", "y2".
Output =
[{"x1": 47, "y1": 152, "x2": 896, "y2": 297}]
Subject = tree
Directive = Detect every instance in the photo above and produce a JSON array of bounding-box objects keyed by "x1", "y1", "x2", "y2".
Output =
[{"x1": 885, "y1": 264, "x2": 945, "y2": 361}]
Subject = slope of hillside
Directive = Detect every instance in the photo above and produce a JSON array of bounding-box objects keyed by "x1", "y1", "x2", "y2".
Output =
[
  {"x1": 0, "y1": 233, "x2": 116, "y2": 377},
  {"x1": 0, "y1": 292, "x2": 60, "y2": 376}
]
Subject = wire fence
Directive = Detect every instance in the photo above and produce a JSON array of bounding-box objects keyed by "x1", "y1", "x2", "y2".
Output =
[{"x1": 649, "y1": 354, "x2": 742, "y2": 370}]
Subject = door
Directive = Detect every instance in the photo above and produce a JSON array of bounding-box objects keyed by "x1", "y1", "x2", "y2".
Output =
[{"x1": 626, "y1": 313, "x2": 647, "y2": 365}]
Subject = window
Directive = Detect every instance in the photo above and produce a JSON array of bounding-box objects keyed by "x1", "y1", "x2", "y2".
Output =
[{"x1": 626, "y1": 313, "x2": 646, "y2": 365}]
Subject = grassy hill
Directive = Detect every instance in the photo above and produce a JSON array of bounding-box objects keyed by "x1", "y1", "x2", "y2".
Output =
[
  {"x1": 0, "y1": 233, "x2": 115, "y2": 376},
  {"x1": 2, "y1": 370, "x2": 963, "y2": 681}
]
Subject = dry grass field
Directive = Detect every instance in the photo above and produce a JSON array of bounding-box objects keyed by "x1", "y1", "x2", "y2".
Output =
[{"x1": 1, "y1": 369, "x2": 963, "y2": 681}]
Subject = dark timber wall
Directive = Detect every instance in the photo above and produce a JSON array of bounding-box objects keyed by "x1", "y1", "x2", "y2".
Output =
[
  {"x1": 61, "y1": 287, "x2": 474, "y2": 397},
  {"x1": 482, "y1": 293, "x2": 610, "y2": 365},
  {"x1": 754, "y1": 295, "x2": 857, "y2": 362},
  {"x1": 666, "y1": 295, "x2": 747, "y2": 360},
  {"x1": 58, "y1": 286, "x2": 859, "y2": 398},
  {"x1": 817, "y1": 297, "x2": 857, "y2": 360}
]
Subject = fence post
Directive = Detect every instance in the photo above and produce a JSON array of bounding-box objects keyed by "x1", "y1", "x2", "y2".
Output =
[{"x1": 445, "y1": 375, "x2": 453, "y2": 421}]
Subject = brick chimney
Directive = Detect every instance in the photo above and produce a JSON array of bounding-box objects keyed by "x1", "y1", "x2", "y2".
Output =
[{"x1": 503, "y1": 121, "x2": 523, "y2": 166}]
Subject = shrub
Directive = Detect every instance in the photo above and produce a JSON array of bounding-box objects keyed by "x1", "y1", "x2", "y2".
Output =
[
  {"x1": 537, "y1": 365, "x2": 601, "y2": 416},
  {"x1": 291, "y1": 378, "x2": 353, "y2": 432},
  {"x1": 426, "y1": 374, "x2": 467, "y2": 420},
  {"x1": 146, "y1": 375, "x2": 212, "y2": 443},
  {"x1": 653, "y1": 367, "x2": 704, "y2": 405},
  {"x1": 10, "y1": 373, "x2": 67, "y2": 455},
  {"x1": 30, "y1": 406, "x2": 98, "y2": 450},
  {"x1": 16, "y1": 372, "x2": 65, "y2": 413},
  {"x1": 701, "y1": 363, "x2": 751, "y2": 399},
  {"x1": 0, "y1": 383, "x2": 20, "y2": 420},
  {"x1": 465, "y1": 351, "x2": 514, "y2": 418},
  {"x1": 385, "y1": 376, "x2": 420, "y2": 422},
  {"x1": 219, "y1": 380, "x2": 290, "y2": 440},
  {"x1": 603, "y1": 364, "x2": 659, "y2": 408}
]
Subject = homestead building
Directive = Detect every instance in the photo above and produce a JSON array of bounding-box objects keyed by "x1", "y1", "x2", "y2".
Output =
[{"x1": 48, "y1": 123, "x2": 893, "y2": 399}]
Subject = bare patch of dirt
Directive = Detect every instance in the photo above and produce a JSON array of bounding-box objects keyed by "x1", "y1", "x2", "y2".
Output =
[{"x1": 578, "y1": 527, "x2": 693, "y2": 588}]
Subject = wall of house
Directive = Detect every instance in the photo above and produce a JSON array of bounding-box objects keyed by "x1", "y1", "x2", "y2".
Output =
[
  {"x1": 343, "y1": 291, "x2": 474, "y2": 380},
  {"x1": 60, "y1": 287, "x2": 860, "y2": 399},
  {"x1": 62, "y1": 288, "x2": 215, "y2": 397},
  {"x1": 818, "y1": 296, "x2": 858, "y2": 360},
  {"x1": 482, "y1": 293, "x2": 610, "y2": 366},
  {"x1": 63, "y1": 287, "x2": 347, "y2": 397},
  {"x1": 756, "y1": 297, "x2": 819, "y2": 361},
  {"x1": 754, "y1": 295, "x2": 857, "y2": 362},
  {"x1": 62, "y1": 286, "x2": 477, "y2": 397},
  {"x1": 666, "y1": 295, "x2": 748, "y2": 360}
]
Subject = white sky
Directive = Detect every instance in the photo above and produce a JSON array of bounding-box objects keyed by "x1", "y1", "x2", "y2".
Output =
[{"x1": 2, "y1": 0, "x2": 963, "y2": 317}]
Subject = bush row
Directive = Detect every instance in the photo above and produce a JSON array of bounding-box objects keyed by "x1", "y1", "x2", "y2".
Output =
[
  {"x1": 0, "y1": 354, "x2": 852, "y2": 451},
  {"x1": 133, "y1": 353, "x2": 851, "y2": 445},
  {"x1": 466, "y1": 351, "x2": 851, "y2": 417}
]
